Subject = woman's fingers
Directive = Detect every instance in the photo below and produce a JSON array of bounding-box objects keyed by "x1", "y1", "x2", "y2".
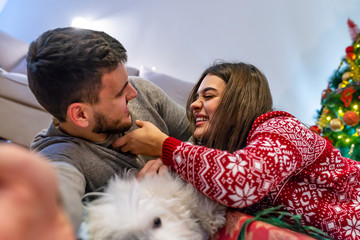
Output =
[{"x1": 136, "y1": 158, "x2": 165, "y2": 180}]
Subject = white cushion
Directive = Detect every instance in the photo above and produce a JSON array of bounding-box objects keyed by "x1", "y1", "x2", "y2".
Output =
[
  {"x1": 11, "y1": 56, "x2": 27, "y2": 74},
  {"x1": 0, "y1": 68, "x2": 44, "y2": 110},
  {"x1": 0, "y1": 30, "x2": 29, "y2": 72},
  {"x1": 139, "y1": 66, "x2": 194, "y2": 107}
]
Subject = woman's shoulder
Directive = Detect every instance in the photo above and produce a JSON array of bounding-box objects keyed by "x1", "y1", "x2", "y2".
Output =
[
  {"x1": 252, "y1": 111, "x2": 295, "y2": 128},
  {"x1": 247, "y1": 111, "x2": 326, "y2": 151},
  {"x1": 247, "y1": 111, "x2": 297, "y2": 137}
]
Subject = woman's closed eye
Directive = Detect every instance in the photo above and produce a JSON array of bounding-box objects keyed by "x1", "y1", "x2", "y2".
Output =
[{"x1": 203, "y1": 94, "x2": 215, "y2": 99}]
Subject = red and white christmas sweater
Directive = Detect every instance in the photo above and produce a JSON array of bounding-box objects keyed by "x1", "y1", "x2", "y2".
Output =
[{"x1": 162, "y1": 111, "x2": 360, "y2": 240}]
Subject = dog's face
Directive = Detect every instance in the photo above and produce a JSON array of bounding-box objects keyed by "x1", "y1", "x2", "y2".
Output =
[{"x1": 85, "y1": 173, "x2": 208, "y2": 240}]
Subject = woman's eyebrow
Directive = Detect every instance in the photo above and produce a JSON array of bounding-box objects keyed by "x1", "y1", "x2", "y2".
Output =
[
  {"x1": 195, "y1": 87, "x2": 218, "y2": 98},
  {"x1": 202, "y1": 87, "x2": 217, "y2": 92},
  {"x1": 198, "y1": 87, "x2": 217, "y2": 95}
]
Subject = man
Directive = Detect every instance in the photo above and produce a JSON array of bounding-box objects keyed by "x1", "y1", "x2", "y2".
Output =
[
  {"x1": 27, "y1": 27, "x2": 190, "y2": 232},
  {"x1": 0, "y1": 143, "x2": 75, "y2": 240}
]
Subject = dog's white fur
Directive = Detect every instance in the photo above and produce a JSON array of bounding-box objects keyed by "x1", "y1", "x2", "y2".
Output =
[{"x1": 84, "y1": 171, "x2": 226, "y2": 240}]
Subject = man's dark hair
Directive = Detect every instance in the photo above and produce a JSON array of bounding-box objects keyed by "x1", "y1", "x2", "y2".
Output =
[{"x1": 27, "y1": 27, "x2": 127, "y2": 122}]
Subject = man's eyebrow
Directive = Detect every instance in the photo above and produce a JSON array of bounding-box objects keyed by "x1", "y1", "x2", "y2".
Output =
[{"x1": 115, "y1": 81, "x2": 129, "y2": 97}]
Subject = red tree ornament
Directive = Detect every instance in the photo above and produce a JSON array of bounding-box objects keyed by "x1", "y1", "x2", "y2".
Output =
[
  {"x1": 341, "y1": 86, "x2": 356, "y2": 107},
  {"x1": 309, "y1": 125, "x2": 321, "y2": 134},
  {"x1": 323, "y1": 136, "x2": 333, "y2": 145},
  {"x1": 346, "y1": 46, "x2": 354, "y2": 53},
  {"x1": 343, "y1": 111, "x2": 360, "y2": 126},
  {"x1": 346, "y1": 52, "x2": 356, "y2": 61},
  {"x1": 348, "y1": 18, "x2": 360, "y2": 41}
]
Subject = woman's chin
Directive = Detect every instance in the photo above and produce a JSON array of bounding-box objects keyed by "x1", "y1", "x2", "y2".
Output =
[
  {"x1": 194, "y1": 123, "x2": 210, "y2": 139},
  {"x1": 194, "y1": 125, "x2": 210, "y2": 140},
  {"x1": 193, "y1": 132, "x2": 205, "y2": 140}
]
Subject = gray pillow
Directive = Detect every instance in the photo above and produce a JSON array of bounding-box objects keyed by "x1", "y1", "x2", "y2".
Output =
[
  {"x1": 139, "y1": 66, "x2": 194, "y2": 108},
  {"x1": 126, "y1": 66, "x2": 139, "y2": 76}
]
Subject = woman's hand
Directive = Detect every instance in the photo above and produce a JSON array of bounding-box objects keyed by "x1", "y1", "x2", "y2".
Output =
[
  {"x1": 136, "y1": 158, "x2": 168, "y2": 180},
  {"x1": 112, "y1": 120, "x2": 169, "y2": 157}
]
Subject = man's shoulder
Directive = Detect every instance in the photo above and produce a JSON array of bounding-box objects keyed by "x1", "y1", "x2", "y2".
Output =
[
  {"x1": 129, "y1": 76, "x2": 158, "y2": 89},
  {"x1": 129, "y1": 76, "x2": 167, "y2": 97},
  {"x1": 128, "y1": 76, "x2": 169, "y2": 108},
  {"x1": 31, "y1": 125, "x2": 90, "y2": 162},
  {"x1": 33, "y1": 137, "x2": 84, "y2": 160}
]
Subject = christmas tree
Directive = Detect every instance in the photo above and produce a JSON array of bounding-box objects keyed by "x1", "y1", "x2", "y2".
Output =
[{"x1": 313, "y1": 19, "x2": 360, "y2": 161}]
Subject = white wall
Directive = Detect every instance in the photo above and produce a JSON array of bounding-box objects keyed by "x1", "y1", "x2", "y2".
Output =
[
  {"x1": 1, "y1": 0, "x2": 359, "y2": 124},
  {"x1": 0, "y1": 0, "x2": 7, "y2": 13}
]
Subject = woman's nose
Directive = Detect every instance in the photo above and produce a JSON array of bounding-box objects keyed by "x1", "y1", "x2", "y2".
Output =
[{"x1": 190, "y1": 98, "x2": 202, "y2": 110}]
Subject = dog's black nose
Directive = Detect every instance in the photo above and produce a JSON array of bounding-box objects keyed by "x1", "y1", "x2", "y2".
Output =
[{"x1": 152, "y1": 217, "x2": 162, "y2": 229}]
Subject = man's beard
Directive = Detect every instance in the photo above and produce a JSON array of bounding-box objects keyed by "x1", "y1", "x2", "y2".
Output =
[{"x1": 92, "y1": 111, "x2": 132, "y2": 135}]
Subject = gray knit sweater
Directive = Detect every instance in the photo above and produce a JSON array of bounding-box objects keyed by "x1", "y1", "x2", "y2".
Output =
[{"x1": 30, "y1": 77, "x2": 191, "y2": 231}]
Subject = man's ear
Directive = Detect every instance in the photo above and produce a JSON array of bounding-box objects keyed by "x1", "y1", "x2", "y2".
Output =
[{"x1": 66, "y1": 103, "x2": 90, "y2": 128}]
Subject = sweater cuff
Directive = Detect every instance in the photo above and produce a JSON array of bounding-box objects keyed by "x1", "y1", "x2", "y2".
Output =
[{"x1": 162, "y1": 137, "x2": 183, "y2": 167}]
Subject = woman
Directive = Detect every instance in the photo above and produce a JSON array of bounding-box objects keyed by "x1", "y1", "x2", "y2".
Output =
[{"x1": 114, "y1": 62, "x2": 360, "y2": 240}]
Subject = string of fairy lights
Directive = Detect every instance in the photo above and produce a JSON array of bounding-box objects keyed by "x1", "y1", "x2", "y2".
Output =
[{"x1": 313, "y1": 19, "x2": 360, "y2": 160}]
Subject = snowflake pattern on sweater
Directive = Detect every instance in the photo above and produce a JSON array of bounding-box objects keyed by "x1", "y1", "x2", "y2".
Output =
[{"x1": 162, "y1": 111, "x2": 360, "y2": 240}]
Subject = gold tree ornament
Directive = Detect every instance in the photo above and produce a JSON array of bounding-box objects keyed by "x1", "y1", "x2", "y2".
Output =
[
  {"x1": 329, "y1": 118, "x2": 344, "y2": 132},
  {"x1": 314, "y1": 19, "x2": 360, "y2": 161},
  {"x1": 342, "y1": 71, "x2": 353, "y2": 81},
  {"x1": 345, "y1": 57, "x2": 360, "y2": 82},
  {"x1": 317, "y1": 107, "x2": 330, "y2": 128}
]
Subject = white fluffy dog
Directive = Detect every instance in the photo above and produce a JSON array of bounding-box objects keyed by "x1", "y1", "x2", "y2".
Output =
[{"x1": 84, "y1": 170, "x2": 226, "y2": 240}]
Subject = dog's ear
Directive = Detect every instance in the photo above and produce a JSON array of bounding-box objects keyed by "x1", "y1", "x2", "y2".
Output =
[{"x1": 82, "y1": 191, "x2": 106, "y2": 205}]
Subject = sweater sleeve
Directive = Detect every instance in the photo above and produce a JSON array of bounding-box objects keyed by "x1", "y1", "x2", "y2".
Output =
[
  {"x1": 162, "y1": 130, "x2": 303, "y2": 208},
  {"x1": 52, "y1": 162, "x2": 86, "y2": 231}
]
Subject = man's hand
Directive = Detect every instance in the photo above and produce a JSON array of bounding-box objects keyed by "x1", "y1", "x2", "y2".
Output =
[
  {"x1": 113, "y1": 120, "x2": 169, "y2": 157},
  {"x1": 0, "y1": 144, "x2": 75, "y2": 240}
]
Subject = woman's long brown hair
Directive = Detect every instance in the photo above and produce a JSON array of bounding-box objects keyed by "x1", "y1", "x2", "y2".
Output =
[{"x1": 186, "y1": 62, "x2": 273, "y2": 152}]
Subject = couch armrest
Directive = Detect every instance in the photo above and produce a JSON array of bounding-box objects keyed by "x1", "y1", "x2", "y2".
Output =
[{"x1": 0, "y1": 30, "x2": 29, "y2": 72}]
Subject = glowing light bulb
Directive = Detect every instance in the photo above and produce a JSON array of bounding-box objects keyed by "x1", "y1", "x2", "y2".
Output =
[
  {"x1": 354, "y1": 105, "x2": 358, "y2": 110},
  {"x1": 338, "y1": 109, "x2": 343, "y2": 114},
  {"x1": 326, "y1": 116, "x2": 331, "y2": 121},
  {"x1": 71, "y1": 17, "x2": 92, "y2": 29},
  {"x1": 346, "y1": 138, "x2": 350, "y2": 143},
  {"x1": 338, "y1": 135, "x2": 342, "y2": 139}
]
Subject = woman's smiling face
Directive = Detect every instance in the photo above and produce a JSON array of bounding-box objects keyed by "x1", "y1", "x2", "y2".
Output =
[{"x1": 190, "y1": 74, "x2": 226, "y2": 139}]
